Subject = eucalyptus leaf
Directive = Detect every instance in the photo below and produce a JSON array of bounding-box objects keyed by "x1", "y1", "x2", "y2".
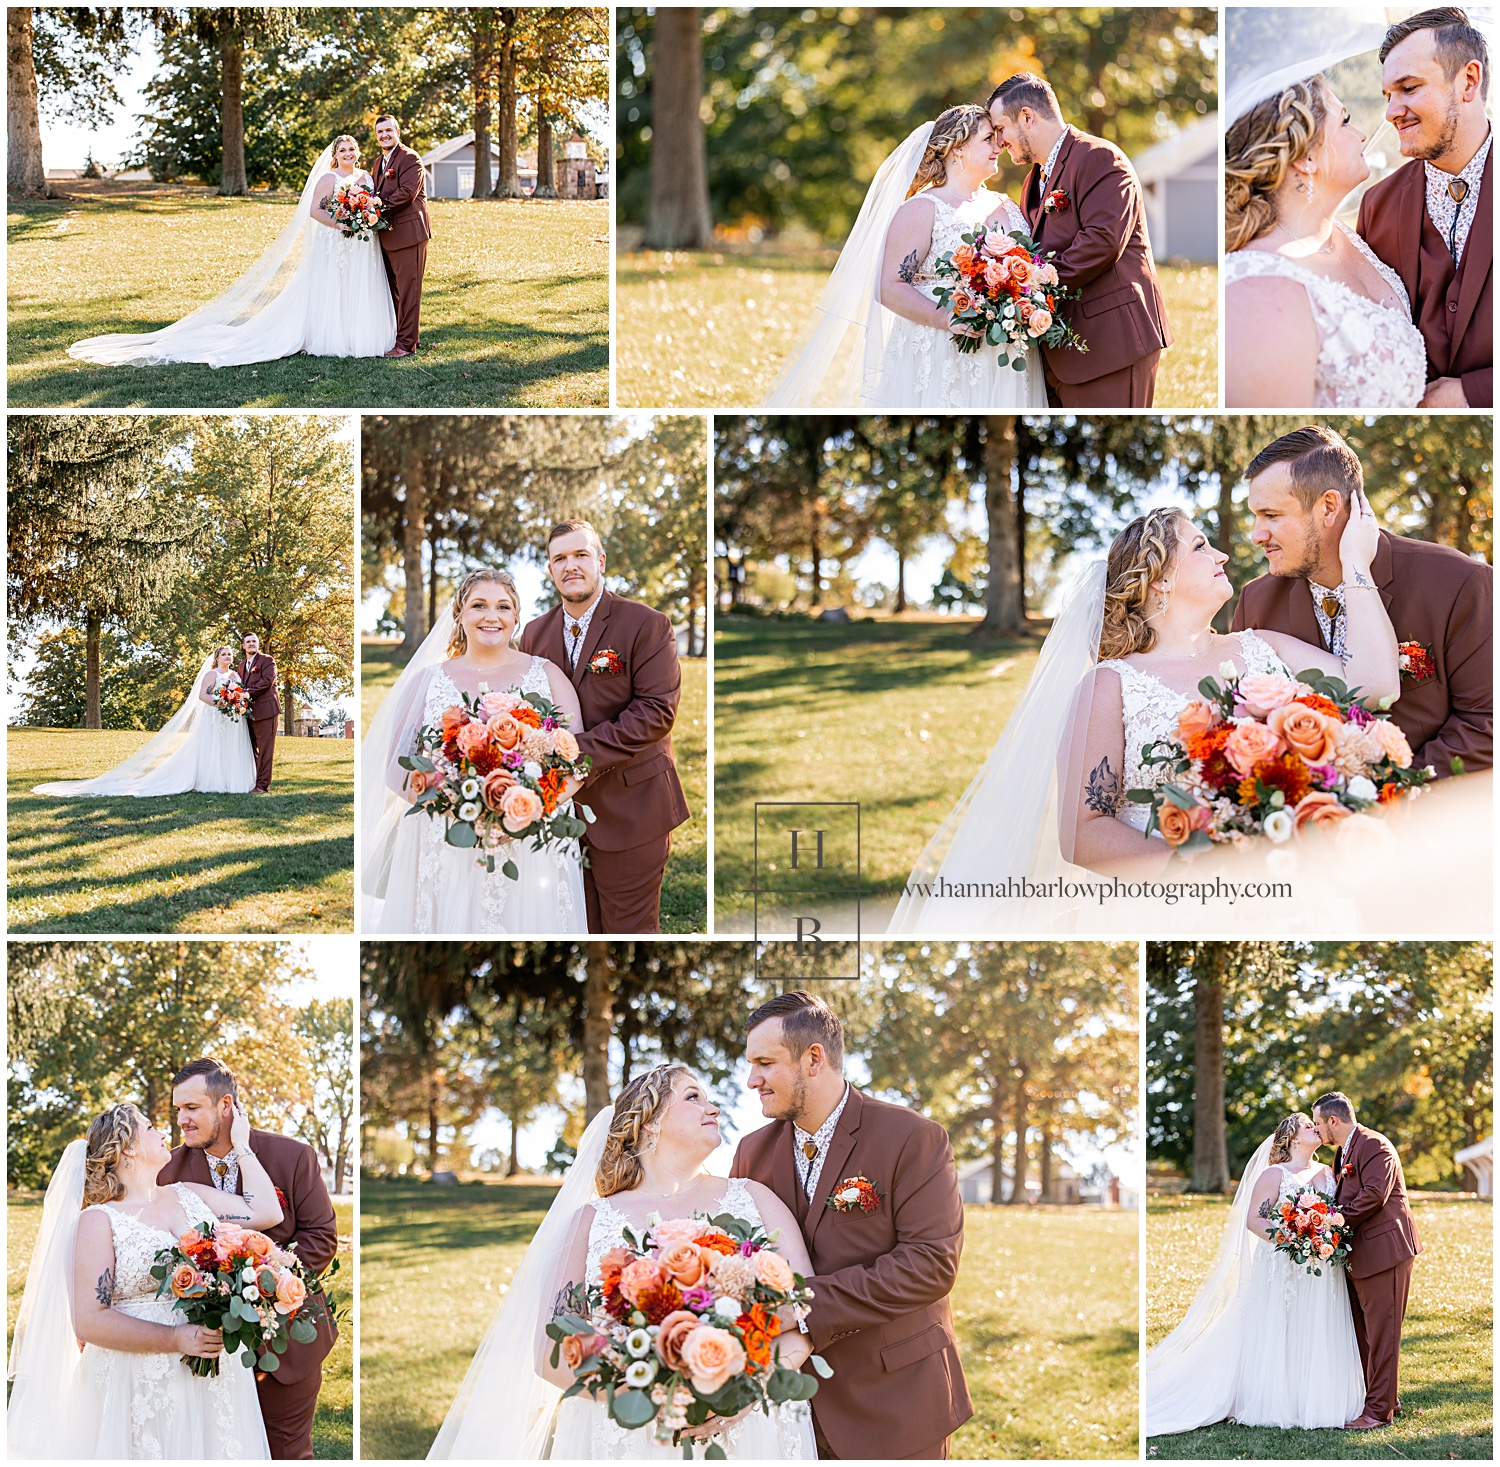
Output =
[
  {"x1": 445, "y1": 821, "x2": 478, "y2": 849},
  {"x1": 610, "y1": 1389, "x2": 657, "y2": 1428}
]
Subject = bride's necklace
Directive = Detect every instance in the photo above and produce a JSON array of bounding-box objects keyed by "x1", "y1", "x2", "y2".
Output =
[{"x1": 1274, "y1": 218, "x2": 1335, "y2": 256}]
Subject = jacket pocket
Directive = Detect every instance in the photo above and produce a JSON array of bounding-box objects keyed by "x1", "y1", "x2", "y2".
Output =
[
  {"x1": 879, "y1": 1322, "x2": 949, "y2": 1374},
  {"x1": 1359, "y1": 1219, "x2": 1400, "y2": 1242},
  {"x1": 1080, "y1": 284, "x2": 1140, "y2": 318},
  {"x1": 621, "y1": 751, "x2": 672, "y2": 787}
]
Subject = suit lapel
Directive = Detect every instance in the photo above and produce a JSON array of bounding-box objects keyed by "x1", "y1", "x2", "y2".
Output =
[
  {"x1": 1034, "y1": 127, "x2": 1078, "y2": 245},
  {"x1": 1452, "y1": 150, "x2": 1491, "y2": 349},
  {"x1": 1288, "y1": 579, "x2": 1324, "y2": 649},
  {"x1": 570, "y1": 589, "x2": 613, "y2": 688},
  {"x1": 1397, "y1": 162, "x2": 1424, "y2": 305},
  {"x1": 771, "y1": 1123, "x2": 808, "y2": 1228},
  {"x1": 1372, "y1": 530, "x2": 1396, "y2": 620},
  {"x1": 1022, "y1": 163, "x2": 1044, "y2": 232},
  {"x1": 806, "y1": 1087, "x2": 863, "y2": 1248}
]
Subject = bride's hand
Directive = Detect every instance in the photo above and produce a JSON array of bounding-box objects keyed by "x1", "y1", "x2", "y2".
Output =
[
  {"x1": 174, "y1": 1323, "x2": 223, "y2": 1356},
  {"x1": 229, "y1": 1099, "x2": 252, "y2": 1153},
  {"x1": 1338, "y1": 484, "x2": 1379, "y2": 579}
]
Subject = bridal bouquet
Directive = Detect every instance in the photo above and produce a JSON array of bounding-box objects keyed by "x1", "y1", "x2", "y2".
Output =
[
  {"x1": 1125, "y1": 667, "x2": 1435, "y2": 855},
  {"x1": 150, "y1": 1220, "x2": 324, "y2": 1377},
  {"x1": 399, "y1": 683, "x2": 593, "y2": 878},
  {"x1": 547, "y1": 1211, "x2": 829, "y2": 1454},
  {"x1": 931, "y1": 225, "x2": 1087, "y2": 368},
  {"x1": 214, "y1": 682, "x2": 250, "y2": 723},
  {"x1": 1257, "y1": 1186, "x2": 1353, "y2": 1277},
  {"x1": 320, "y1": 177, "x2": 387, "y2": 241}
]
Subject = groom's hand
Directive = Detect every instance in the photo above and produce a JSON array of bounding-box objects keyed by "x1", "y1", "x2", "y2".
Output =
[{"x1": 1418, "y1": 376, "x2": 1467, "y2": 408}]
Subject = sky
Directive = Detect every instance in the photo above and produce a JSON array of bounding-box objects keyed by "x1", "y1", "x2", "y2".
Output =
[{"x1": 277, "y1": 937, "x2": 359, "y2": 1006}]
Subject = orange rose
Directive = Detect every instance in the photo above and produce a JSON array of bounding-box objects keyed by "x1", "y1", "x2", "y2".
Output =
[
  {"x1": 753, "y1": 1248, "x2": 796, "y2": 1292},
  {"x1": 951, "y1": 244, "x2": 976, "y2": 269},
  {"x1": 482, "y1": 769, "x2": 515, "y2": 811},
  {"x1": 511, "y1": 703, "x2": 543, "y2": 729},
  {"x1": 170, "y1": 1263, "x2": 203, "y2": 1298},
  {"x1": 694, "y1": 1230, "x2": 738, "y2": 1256},
  {"x1": 654, "y1": 1310, "x2": 700, "y2": 1370},
  {"x1": 1176, "y1": 700, "x2": 1219, "y2": 742},
  {"x1": 560, "y1": 1330, "x2": 606, "y2": 1370},
  {"x1": 274, "y1": 1272, "x2": 307, "y2": 1311},
  {"x1": 440, "y1": 705, "x2": 468, "y2": 739},
  {"x1": 554, "y1": 728, "x2": 580, "y2": 762},
  {"x1": 1224, "y1": 721, "x2": 1285, "y2": 776},
  {"x1": 659, "y1": 1240, "x2": 709, "y2": 1287},
  {"x1": 488, "y1": 713, "x2": 523, "y2": 750},
  {"x1": 1292, "y1": 791, "x2": 1352, "y2": 834},
  {"x1": 456, "y1": 721, "x2": 490, "y2": 758},
  {"x1": 500, "y1": 784, "x2": 545, "y2": 833},
  {"x1": 1266, "y1": 703, "x2": 1337, "y2": 763},
  {"x1": 407, "y1": 769, "x2": 430, "y2": 799},
  {"x1": 619, "y1": 1257, "x2": 669, "y2": 1306},
  {"x1": 679, "y1": 1325, "x2": 747, "y2": 1395},
  {"x1": 1157, "y1": 801, "x2": 1211, "y2": 848},
  {"x1": 1367, "y1": 719, "x2": 1413, "y2": 768}
]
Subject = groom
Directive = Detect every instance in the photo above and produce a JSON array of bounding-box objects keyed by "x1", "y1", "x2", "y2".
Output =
[
  {"x1": 372, "y1": 114, "x2": 432, "y2": 359},
  {"x1": 988, "y1": 72, "x2": 1172, "y2": 408},
  {"x1": 238, "y1": 633, "x2": 282, "y2": 794},
  {"x1": 731, "y1": 992, "x2": 972, "y2": 1459},
  {"x1": 1358, "y1": 8, "x2": 1491, "y2": 408},
  {"x1": 517, "y1": 519, "x2": 691, "y2": 933},
  {"x1": 158, "y1": 1057, "x2": 340, "y2": 1460},
  {"x1": 1232, "y1": 425, "x2": 1493, "y2": 776},
  {"x1": 1313, "y1": 1092, "x2": 1422, "y2": 1431}
]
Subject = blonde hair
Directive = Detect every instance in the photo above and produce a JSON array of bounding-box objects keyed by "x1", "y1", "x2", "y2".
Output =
[
  {"x1": 213, "y1": 644, "x2": 235, "y2": 666},
  {"x1": 331, "y1": 134, "x2": 359, "y2": 163},
  {"x1": 907, "y1": 105, "x2": 992, "y2": 198},
  {"x1": 83, "y1": 1103, "x2": 143, "y2": 1208},
  {"x1": 1225, "y1": 77, "x2": 1331, "y2": 252},
  {"x1": 1268, "y1": 1112, "x2": 1313, "y2": 1165},
  {"x1": 596, "y1": 1064, "x2": 693, "y2": 1198},
  {"x1": 1098, "y1": 508, "x2": 1189, "y2": 660},
  {"x1": 446, "y1": 568, "x2": 522, "y2": 658}
]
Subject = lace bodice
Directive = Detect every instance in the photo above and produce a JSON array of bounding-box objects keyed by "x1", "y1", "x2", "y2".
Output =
[
  {"x1": 212, "y1": 670, "x2": 240, "y2": 689},
  {"x1": 912, "y1": 191, "x2": 1028, "y2": 301},
  {"x1": 585, "y1": 1178, "x2": 762, "y2": 1287},
  {"x1": 1224, "y1": 226, "x2": 1427, "y2": 407},
  {"x1": 1271, "y1": 1162, "x2": 1336, "y2": 1206},
  {"x1": 1100, "y1": 630, "x2": 1289, "y2": 832},
  {"x1": 422, "y1": 655, "x2": 552, "y2": 724},
  {"x1": 90, "y1": 1184, "x2": 217, "y2": 1309}
]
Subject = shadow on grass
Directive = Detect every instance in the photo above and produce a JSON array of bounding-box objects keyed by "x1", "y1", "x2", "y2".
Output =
[{"x1": 361, "y1": 1176, "x2": 559, "y2": 1258}]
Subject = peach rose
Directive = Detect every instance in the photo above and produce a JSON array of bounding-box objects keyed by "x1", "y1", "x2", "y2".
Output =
[
  {"x1": 1236, "y1": 673, "x2": 1304, "y2": 717},
  {"x1": 488, "y1": 713, "x2": 523, "y2": 750},
  {"x1": 455, "y1": 721, "x2": 490, "y2": 758},
  {"x1": 1009, "y1": 257, "x2": 1033, "y2": 287},
  {"x1": 1157, "y1": 801, "x2": 1211, "y2": 848},
  {"x1": 679, "y1": 1325, "x2": 747, "y2": 1396},
  {"x1": 239, "y1": 1231, "x2": 273, "y2": 1259},
  {"x1": 274, "y1": 1272, "x2": 307, "y2": 1311},
  {"x1": 170, "y1": 1263, "x2": 203, "y2": 1298},
  {"x1": 560, "y1": 1330, "x2": 606, "y2": 1370},
  {"x1": 659, "y1": 1240, "x2": 709, "y2": 1287},
  {"x1": 407, "y1": 769, "x2": 430, "y2": 799},
  {"x1": 1176, "y1": 700, "x2": 1218, "y2": 741},
  {"x1": 649, "y1": 1218, "x2": 702, "y2": 1249},
  {"x1": 1224, "y1": 721, "x2": 1285, "y2": 776},
  {"x1": 654, "y1": 1310, "x2": 701, "y2": 1371},
  {"x1": 1037, "y1": 261, "x2": 1059, "y2": 286},
  {"x1": 983, "y1": 259, "x2": 1007, "y2": 289},
  {"x1": 1367, "y1": 718, "x2": 1413, "y2": 768},
  {"x1": 477, "y1": 690, "x2": 519, "y2": 720},
  {"x1": 500, "y1": 784, "x2": 545, "y2": 833},
  {"x1": 1266, "y1": 703, "x2": 1337, "y2": 763},
  {"x1": 554, "y1": 728, "x2": 580, "y2": 762},
  {"x1": 753, "y1": 1248, "x2": 796, "y2": 1292},
  {"x1": 1292, "y1": 791, "x2": 1352, "y2": 834},
  {"x1": 619, "y1": 1257, "x2": 670, "y2": 1306},
  {"x1": 951, "y1": 289, "x2": 972, "y2": 313},
  {"x1": 1027, "y1": 308, "x2": 1052, "y2": 336},
  {"x1": 481, "y1": 768, "x2": 515, "y2": 811},
  {"x1": 951, "y1": 244, "x2": 976, "y2": 269},
  {"x1": 1016, "y1": 298, "x2": 1034, "y2": 321}
]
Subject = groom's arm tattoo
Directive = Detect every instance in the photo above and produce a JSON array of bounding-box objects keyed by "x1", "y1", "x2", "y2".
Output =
[
  {"x1": 1084, "y1": 755, "x2": 1122, "y2": 815},
  {"x1": 95, "y1": 1267, "x2": 115, "y2": 1306},
  {"x1": 897, "y1": 248, "x2": 921, "y2": 283}
]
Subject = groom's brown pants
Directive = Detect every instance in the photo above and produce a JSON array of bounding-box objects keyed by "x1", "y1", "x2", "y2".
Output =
[
  {"x1": 1347, "y1": 1257, "x2": 1414, "y2": 1423},
  {"x1": 248, "y1": 715, "x2": 277, "y2": 793},
  {"x1": 1045, "y1": 348, "x2": 1160, "y2": 408},
  {"x1": 381, "y1": 239, "x2": 427, "y2": 352},
  {"x1": 257, "y1": 1365, "x2": 321, "y2": 1458},
  {"x1": 813, "y1": 1418, "x2": 950, "y2": 1459},
  {"x1": 584, "y1": 833, "x2": 671, "y2": 934}
]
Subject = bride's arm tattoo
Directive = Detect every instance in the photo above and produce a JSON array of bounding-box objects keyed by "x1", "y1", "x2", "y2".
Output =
[
  {"x1": 1084, "y1": 755, "x2": 1122, "y2": 815},
  {"x1": 96, "y1": 1267, "x2": 115, "y2": 1306},
  {"x1": 897, "y1": 248, "x2": 921, "y2": 283}
]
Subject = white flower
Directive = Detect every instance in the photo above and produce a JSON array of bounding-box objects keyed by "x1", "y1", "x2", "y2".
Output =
[
  {"x1": 1346, "y1": 775, "x2": 1378, "y2": 803},
  {"x1": 1263, "y1": 809, "x2": 1293, "y2": 844},
  {"x1": 244, "y1": 1284, "x2": 260, "y2": 1301},
  {"x1": 839, "y1": 1187, "x2": 861, "y2": 1204},
  {"x1": 624, "y1": 1358, "x2": 658, "y2": 1389},
  {"x1": 1219, "y1": 660, "x2": 1238, "y2": 681},
  {"x1": 460, "y1": 777, "x2": 481, "y2": 800},
  {"x1": 458, "y1": 800, "x2": 481, "y2": 822},
  {"x1": 625, "y1": 1327, "x2": 654, "y2": 1359},
  {"x1": 242, "y1": 1266, "x2": 258, "y2": 1284},
  {"x1": 477, "y1": 681, "x2": 490, "y2": 695},
  {"x1": 712, "y1": 1295, "x2": 742, "y2": 1322},
  {"x1": 523, "y1": 760, "x2": 543, "y2": 780}
]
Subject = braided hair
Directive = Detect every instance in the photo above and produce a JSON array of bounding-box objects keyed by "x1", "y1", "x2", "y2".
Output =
[
  {"x1": 1098, "y1": 508, "x2": 1188, "y2": 660},
  {"x1": 1268, "y1": 1112, "x2": 1313, "y2": 1165},
  {"x1": 446, "y1": 568, "x2": 522, "y2": 658},
  {"x1": 596, "y1": 1064, "x2": 693, "y2": 1198},
  {"x1": 907, "y1": 105, "x2": 992, "y2": 198},
  {"x1": 82, "y1": 1103, "x2": 143, "y2": 1208},
  {"x1": 1225, "y1": 77, "x2": 1331, "y2": 252}
]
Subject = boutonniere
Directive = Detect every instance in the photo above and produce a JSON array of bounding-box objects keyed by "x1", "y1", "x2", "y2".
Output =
[
  {"x1": 1043, "y1": 187, "x2": 1071, "y2": 215},
  {"x1": 588, "y1": 648, "x2": 623, "y2": 675},
  {"x1": 826, "y1": 1176, "x2": 882, "y2": 1214},
  {"x1": 1339, "y1": 1163, "x2": 1354, "y2": 1179},
  {"x1": 1397, "y1": 640, "x2": 1436, "y2": 683},
  {"x1": 275, "y1": 1186, "x2": 288, "y2": 1210}
]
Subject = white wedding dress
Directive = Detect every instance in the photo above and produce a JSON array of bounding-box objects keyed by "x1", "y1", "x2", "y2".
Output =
[
  {"x1": 372, "y1": 655, "x2": 587, "y2": 934},
  {"x1": 548, "y1": 1179, "x2": 816, "y2": 1460},
  {"x1": 67, "y1": 154, "x2": 396, "y2": 368},
  {"x1": 1147, "y1": 1159, "x2": 1364, "y2": 1435},
  {"x1": 1224, "y1": 224, "x2": 1428, "y2": 407},
  {"x1": 34, "y1": 660, "x2": 257, "y2": 798},
  {"x1": 864, "y1": 190, "x2": 1049, "y2": 410}
]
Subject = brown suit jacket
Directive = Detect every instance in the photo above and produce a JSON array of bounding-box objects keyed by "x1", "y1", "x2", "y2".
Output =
[
  {"x1": 518, "y1": 589, "x2": 690, "y2": 851},
  {"x1": 1231, "y1": 529, "x2": 1492, "y2": 776},
  {"x1": 158, "y1": 1129, "x2": 339, "y2": 1389},
  {"x1": 1357, "y1": 150, "x2": 1492, "y2": 407},
  {"x1": 1333, "y1": 1125, "x2": 1422, "y2": 1280},
  {"x1": 237, "y1": 653, "x2": 281, "y2": 723},
  {"x1": 731, "y1": 1088, "x2": 973, "y2": 1459},
  {"x1": 373, "y1": 141, "x2": 433, "y2": 251},
  {"x1": 1022, "y1": 125, "x2": 1172, "y2": 385}
]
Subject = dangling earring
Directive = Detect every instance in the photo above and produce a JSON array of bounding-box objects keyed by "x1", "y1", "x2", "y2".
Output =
[
  {"x1": 1157, "y1": 592, "x2": 1168, "y2": 613},
  {"x1": 645, "y1": 1128, "x2": 659, "y2": 1155}
]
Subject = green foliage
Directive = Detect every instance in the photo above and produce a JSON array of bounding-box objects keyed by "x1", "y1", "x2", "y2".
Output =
[{"x1": 14, "y1": 626, "x2": 193, "y2": 730}]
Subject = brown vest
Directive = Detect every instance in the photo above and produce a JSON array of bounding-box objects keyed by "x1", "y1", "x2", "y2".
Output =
[{"x1": 1415, "y1": 201, "x2": 1467, "y2": 378}]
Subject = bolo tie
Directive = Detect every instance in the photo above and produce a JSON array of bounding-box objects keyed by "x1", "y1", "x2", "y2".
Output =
[
  {"x1": 214, "y1": 1157, "x2": 232, "y2": 1181},
  {"x1": 1447, "y1": 178, "x2": 1470, "y2": 260},
  {"x1": 803, "y1": 1140, "x2": 818, "y2": 1161},
  {"x1": 569, "y1": 622, "x2": 582, "y2": 664}
]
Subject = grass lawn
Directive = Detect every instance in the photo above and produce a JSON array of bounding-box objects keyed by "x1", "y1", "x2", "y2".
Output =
[
  {"x1": 6, "y1": 1191, "x2": 354, "y2": 1458},
  {"x1": 712, "y1": 614, "x2": 1041, "y2": 930},
  {"x1": 360, "y1": 639, "x2": 707, "y2": 933},
  {"x1": 1146, "y1": 1194, "x2": 1493, "y2": 1459},
  {"x1": 7, "y1": 730, "x2": 353, "y2": 933},
  {"x1": 616, "y1": 244, "x2": 1216, "y2": 408},
  {"x1": 8, "y1": 183, "x2": 608, "y2": 408},
  {"x1": 359, "y1": 1175, "x2": 1138, "y2": 1460}
]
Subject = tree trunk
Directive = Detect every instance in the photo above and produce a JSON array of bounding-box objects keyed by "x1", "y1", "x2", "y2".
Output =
[
  {"x1": 581, "y1": 943, "x2": 613, "y2": 1120},
  {"x1": 1039, "y1": 1120, "x2": 1053, "y2": 1202},
  {"x1": 1007, "y1": 1068, "x2": 1029, "y2": 1203},
  {"x1": 507, "y1": 1108, "x2": 521, "y2": 1176},
  {"x1": 645, "y1": 7, "x2": 711, "y2": 248},
  {"x1": 85, "y1": 607, "x2": 103, "y2": 729},
  {"x1": 400, "y1": 451, "x2": 429, "y2": 656},
  {"x1": 989, "y1": 1091, "x2": 1006, "y2": 1204},
  {"x1": 976, "y1": 416, "x2": 1025, "y2": 635},
  {"x1": 472, "y1": 20, "x2": 493, "y2": 199},
  {"x1": 533, "y1": 101, "x2": 558, "y2": 198},
  {"x1": 282, "y1": 671, "x2": 294, "y2": 736},
  {"x1": 894, "y1": 551, "x2": 907, "y2": 614},
  {"x1": 427, "y1": 524, "x2": 440, "y2": 632},
  {"x1": 218, "y1": 31, "x2": 247, "y2": 196},
  {"x1": 809, "y1": 514, "x2": 823, "y2": 609},
  {"x1": 334, "y1": 1112, "x2": 349, "y2": 1194},
  {"x1": 1213, "y1": 442, "x2": 1238, "y2": 632},
  {"x1": 7, "y1": 10, "x2": 51, "y2": 198},
  {"x1": 427, "y1": 1048, "x2": 441, "y2": 1174},
  {"x1": 1190, "y1": 962, "x2": 1231, "y2": 1191},
  {"x1": 490, "y1": 14, "x2": 522, "y2": 198}
]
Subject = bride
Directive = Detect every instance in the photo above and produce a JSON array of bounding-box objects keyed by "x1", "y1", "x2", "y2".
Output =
[
  {"x1": 427, "y1": 1065, "x2": 816, "y2": 1459},
  {"x1": 7, "y1": 1100, "x2": 284, "y2": 1458},
  {"x1": 67, "y1": 135, "x2": 397, "y2": 369},
  {"x1": 890, "y1": 488, "x2": 1400, "y2": 933},
  {"x1": 363, "y1": 568, "x2": 588, "y2": 934},
  {"x1": 761, "y1": 105, "x2": 1047, "y2": 410},
  {"x1": 1145, "y1": 1114, "x2": 1365, "y2": 1435},
  {"x1": 34, "y1": 645, "x2": 257, "y2": 798}
]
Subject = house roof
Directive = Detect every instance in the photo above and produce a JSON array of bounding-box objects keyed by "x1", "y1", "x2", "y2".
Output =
[
  {"x1": 1131, "y1": 113, "x2": 1219, "y2": 183},
  {"x1": 421, "y1": 132, "x2": 502, "y2": 167}
]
